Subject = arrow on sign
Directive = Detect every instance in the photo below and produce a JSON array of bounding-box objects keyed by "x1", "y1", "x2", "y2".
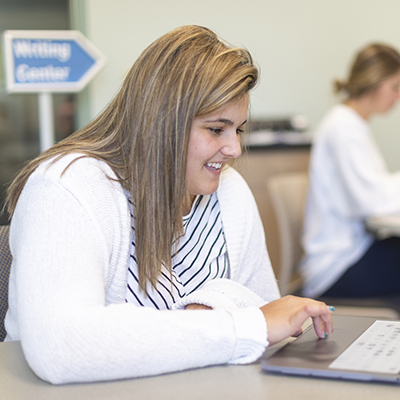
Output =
[{"x1": 3, "y1": 30, "x2": 107, "y2": 93}]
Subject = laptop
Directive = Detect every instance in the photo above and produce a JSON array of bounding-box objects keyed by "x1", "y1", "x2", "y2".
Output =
[{"x1": 261, "y1": 314, "x2": 400, "y2": 384}]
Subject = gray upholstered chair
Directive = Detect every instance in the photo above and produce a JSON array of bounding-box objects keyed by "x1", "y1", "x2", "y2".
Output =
[{"x1": 0, "y1": 225, "x2": 12, "y2": 341}]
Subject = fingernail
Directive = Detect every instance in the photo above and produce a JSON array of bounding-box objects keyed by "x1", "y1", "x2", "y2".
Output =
[
  {"x1": 323, "y1": 332, "x2": 326, "y2": 339},
  {"x1": 328, "y1": 306, "x2": 335, "y2": 312}
]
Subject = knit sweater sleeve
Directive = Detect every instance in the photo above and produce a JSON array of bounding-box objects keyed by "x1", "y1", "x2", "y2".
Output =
[
  {"x1": 217, "y1": 167, "x2": 280, "y2": 302},
  {"x1": 6, "y1": 156, "x2": 268, "y2": 384}
]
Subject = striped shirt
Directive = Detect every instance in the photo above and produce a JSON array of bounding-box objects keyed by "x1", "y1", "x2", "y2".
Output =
[{"x1": 125, "y1": 193, "x2": 229, "y2": 309}]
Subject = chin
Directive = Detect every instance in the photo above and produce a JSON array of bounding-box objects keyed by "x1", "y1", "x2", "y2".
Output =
[
  {"x1": 188, "y1": 178, "x2": 220, "y2": 197},
  {"x1": 197, "y1": 185, "x2": 220, "y2": 196}
]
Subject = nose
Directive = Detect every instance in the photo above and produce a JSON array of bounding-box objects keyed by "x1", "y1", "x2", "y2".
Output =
[{"x1": 221, "y1": 131, "x2": 242, "y2": 159}]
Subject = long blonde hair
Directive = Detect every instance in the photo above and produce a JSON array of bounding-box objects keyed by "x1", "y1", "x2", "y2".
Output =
[
  {"x1": 334, "y1": 43, "x2": 400, "y2": 98},
  {"x1": 5, "y1": 25, "x2": 259, "y2": 292}
]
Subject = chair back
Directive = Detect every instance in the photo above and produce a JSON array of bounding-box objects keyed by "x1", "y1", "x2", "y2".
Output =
[
  {"x1": 266, "y1": 172, "x2": 308, "y2": 295},
  {"x1": 0, "y1": 225, "x2": 12, "y2": 341}
]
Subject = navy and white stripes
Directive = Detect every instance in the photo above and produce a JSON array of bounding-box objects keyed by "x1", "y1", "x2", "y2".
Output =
[{"x1": 125, "y1": 193, "x2": 228, "y2": 309}]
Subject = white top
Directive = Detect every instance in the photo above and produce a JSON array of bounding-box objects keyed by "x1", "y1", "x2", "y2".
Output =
[
  {"x1": 5, "y1": 154, "x2": 279, "y2": 384},
  {"x1": 125, "y1": 192, "x2": 229, "y2": 309},
  {"x1": 301, "y1": 104, "x2": 400, "y2": 297}
]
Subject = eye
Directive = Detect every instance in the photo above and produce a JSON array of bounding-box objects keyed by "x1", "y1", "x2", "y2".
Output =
[
  {"x1": 208, "y1": 127, "x2": 223, "y2": 135},
  {"x1": 236, "y1": 128, "x2": 245, "y2": 135}
]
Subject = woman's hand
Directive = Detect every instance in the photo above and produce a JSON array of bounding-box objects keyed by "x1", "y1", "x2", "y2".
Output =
[{"x1": 260, "y1": 295, "x2": 334, "y2": 345}]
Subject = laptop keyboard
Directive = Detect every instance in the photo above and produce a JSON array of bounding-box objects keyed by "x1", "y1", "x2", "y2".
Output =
[{"x1": 329, "y1": 320, "x2": 400, "y2": 374}]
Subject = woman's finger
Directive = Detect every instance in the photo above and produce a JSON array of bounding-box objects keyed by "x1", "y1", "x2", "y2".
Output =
[
  {"x1": 320, "y1": 310, "x2": 334, "y2": 333},
  {"x1": 311, "y1": 315, "x2": 326, "y2": 338}
]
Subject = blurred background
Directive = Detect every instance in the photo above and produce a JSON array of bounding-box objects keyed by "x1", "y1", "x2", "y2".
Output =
[{"x1": 2, "y1": 0, "x2": 400, "y2": 226}]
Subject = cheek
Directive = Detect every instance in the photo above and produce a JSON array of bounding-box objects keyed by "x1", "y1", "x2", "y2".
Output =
[
  {"x1": 187, "y1": 144, "x2": 200, "y2": 165},
  {"x1": 186, "y1": 145, "x2": 204, "y2": 177},
  {"x1": 189, "y1": 140, "x2": 212, "y2": 161},
  {"x1": 376, "y1": 90, "x2": 392, "y2": 110}
]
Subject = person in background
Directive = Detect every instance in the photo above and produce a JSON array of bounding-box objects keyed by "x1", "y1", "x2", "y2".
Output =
[
  {"x1": 4, "y1": 25, "x2": 333, "y2": 385},
  {"x1": 301, "y1": 43, "x2": 400, "y2": 299}
]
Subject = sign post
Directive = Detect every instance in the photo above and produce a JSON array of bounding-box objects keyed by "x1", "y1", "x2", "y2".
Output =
[
  {"x1": 2, "y1": 30, "x2": 107, "y2": 152},
  {"x1": 39, "y1": 92, "x2": 54, "y2": 152}
]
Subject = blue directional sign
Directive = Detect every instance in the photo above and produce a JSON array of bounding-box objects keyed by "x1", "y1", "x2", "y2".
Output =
[{"x1": 3, "y1": 30, "x2": 107, "y2": 93}]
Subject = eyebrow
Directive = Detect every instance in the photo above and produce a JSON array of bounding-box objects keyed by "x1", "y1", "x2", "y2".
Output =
[{"x1": 203, "y1": 118, "x2": 247, "y2": 126}]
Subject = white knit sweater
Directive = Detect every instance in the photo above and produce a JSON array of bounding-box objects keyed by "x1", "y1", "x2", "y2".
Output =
[{"x1": 5, "y1": 154, "x2": 279, "y2": 384}]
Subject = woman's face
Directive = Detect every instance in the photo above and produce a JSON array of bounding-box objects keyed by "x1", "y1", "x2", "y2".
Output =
[
  {"x1": 186, "y1": 94, "x2": 249, "y2": 200},
  {"x1": 371, "y1": 71, "x2": 400, "y2": 114}
]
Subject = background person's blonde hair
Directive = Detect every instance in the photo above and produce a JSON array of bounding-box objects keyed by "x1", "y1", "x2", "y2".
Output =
[
  {"x1": 334, "y1": 43, "x2": 400, "y2": 98},
  {"x1": 5, "y1": 25, "x2": 259, "y2": 293}
]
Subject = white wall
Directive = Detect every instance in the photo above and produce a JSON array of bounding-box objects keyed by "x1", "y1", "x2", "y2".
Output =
[{"x1": 82, "y1": 0, "x2": 400, "y2": 170}]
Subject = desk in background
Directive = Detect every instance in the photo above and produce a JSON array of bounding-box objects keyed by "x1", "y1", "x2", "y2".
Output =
[{"x1": 1, "y1": 339, "x2": 399, "y2": 400}]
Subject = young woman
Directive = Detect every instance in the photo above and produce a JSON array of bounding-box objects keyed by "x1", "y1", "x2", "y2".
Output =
[
  {"x1": 4, "y1": 25, "x2": 333, "y2": 384},
  {"x1": 302, "y1": 43, "x2": 400, "y2": 299}
]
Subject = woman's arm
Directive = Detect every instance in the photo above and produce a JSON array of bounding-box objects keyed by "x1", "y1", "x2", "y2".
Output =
[
  {"x1": 185, "y1": 296, "x2": 335, "y2": 349},
  {"x1": 9, "y1": 159, "x2": 268, "y2": 384}
]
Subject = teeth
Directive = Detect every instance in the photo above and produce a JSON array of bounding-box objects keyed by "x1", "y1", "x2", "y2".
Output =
[{"x1": 207, "y1": 162, "x2": 222, "y2": 169}]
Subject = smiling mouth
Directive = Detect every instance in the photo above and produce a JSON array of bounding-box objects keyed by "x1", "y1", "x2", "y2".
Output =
[{"x1": 205, "y1": 162, "x2": 223, "y2": 171}]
